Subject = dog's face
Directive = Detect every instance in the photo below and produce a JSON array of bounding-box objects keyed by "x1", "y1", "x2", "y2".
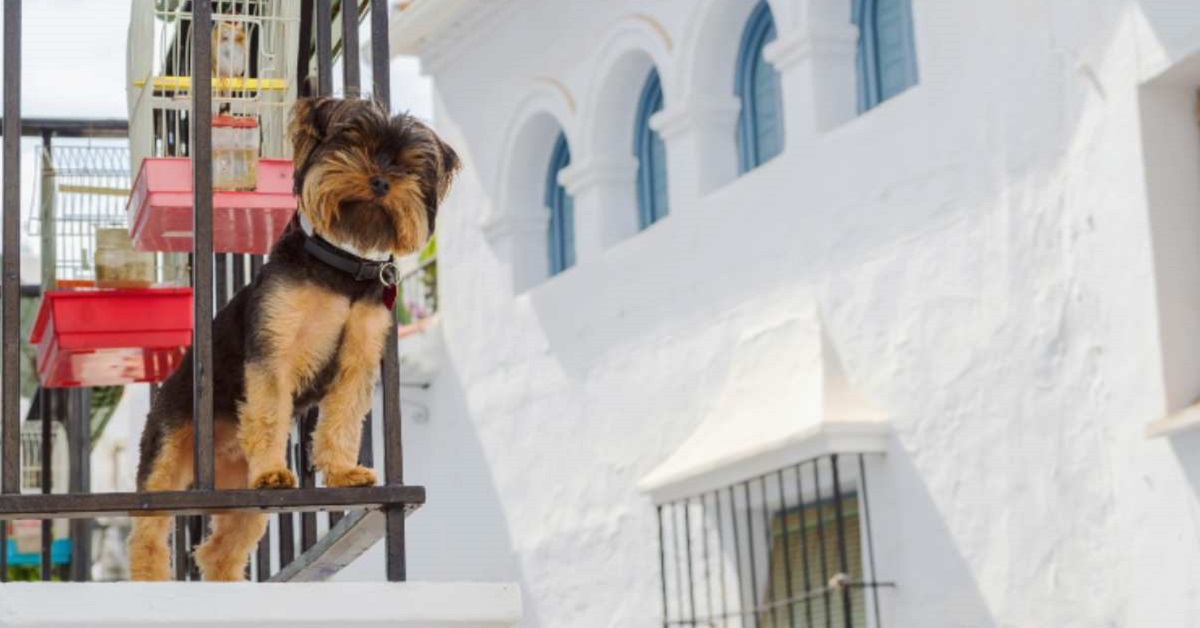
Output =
[{"x1": 289, "y1": 97, "x2": 459, "y2": 257}]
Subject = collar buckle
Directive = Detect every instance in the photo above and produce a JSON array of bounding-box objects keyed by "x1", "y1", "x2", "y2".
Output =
[{"x1": 379, "y1": 261, "x2": 401, "y2": 287}]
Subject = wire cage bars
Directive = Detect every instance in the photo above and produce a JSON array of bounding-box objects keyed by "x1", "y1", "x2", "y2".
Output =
[
  {"x1": 127, "y1": 0, "x2": 301, "y2": 169},
  {"x1": 657, "y1": 454, "x2": 890, "y2": 628},
  {"x1": 26, "y1": 144, "x2": 138, "y2": 286},
  {"x1": 0, "y1": 0, "x2": 421, "y2": 584}
]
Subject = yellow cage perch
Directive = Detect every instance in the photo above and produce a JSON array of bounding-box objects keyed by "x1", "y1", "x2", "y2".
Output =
[{"x1": 133, "y1": 76, "x2": 288, "y2": 92}]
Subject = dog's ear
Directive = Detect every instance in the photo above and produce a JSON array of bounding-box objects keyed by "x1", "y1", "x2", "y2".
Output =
[
  {"x1": 424, "y1": 134, "x2": 460, "y2": 236},
  {"x1": 288, "y1": 97, "x2": 337, "y2": 190}
]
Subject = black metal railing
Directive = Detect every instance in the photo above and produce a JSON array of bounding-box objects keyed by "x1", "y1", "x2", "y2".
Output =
[
  {"x1": 0, "y1": 0, "x2": 422, "y2": 583},
  {"x1": 657, "y1": 454, "x2": 891, "y2": 627}
]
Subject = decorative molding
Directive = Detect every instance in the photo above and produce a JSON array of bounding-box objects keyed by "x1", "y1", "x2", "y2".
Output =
[
  {"x1": 532, "y1": 77, "x2": 577, "y2": 113},
  {"x1": 557, "y1": 156, "x2": 638, "y2": 196},
  {"x1": 481, "y1": 212, "x2": 548, "y2": 243},
  {"x1": 764, "y1": 22, "x2": 860, "y2": 71},
  {"x1": 629, "y1": 13, "x2": 673, "y2": 51},
  {"x1": 649, "y1": 97, "x2": 741, "y2": 141}
]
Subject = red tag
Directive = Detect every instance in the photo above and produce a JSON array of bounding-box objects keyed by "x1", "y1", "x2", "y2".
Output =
[{"x1": 383, "y1": 285, "x2": 397, "y2": 311}]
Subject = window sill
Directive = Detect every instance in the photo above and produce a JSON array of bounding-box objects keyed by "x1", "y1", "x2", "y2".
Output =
[{"x1": 1147, "y1": 402, "x2": 1200, "y2": 438}]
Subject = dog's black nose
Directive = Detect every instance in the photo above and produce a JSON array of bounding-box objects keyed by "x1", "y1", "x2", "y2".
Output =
[{"x1": 369, "y1": 175, "x2": 390, "y2": 197}]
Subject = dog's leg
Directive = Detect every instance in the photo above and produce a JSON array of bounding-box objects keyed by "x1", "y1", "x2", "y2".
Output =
[
  {"x1": 194, "y1": 445, "x2": 267, "y2": 581},
  {"x1": 314, "y1": 301, "x2": 391, "y2": 487},
  {"x1": 129, "y1": 426, "x2": 194, "y2": 581},
  {"x1": 239, "y1": 285, "x2": 350, "y2": 489}
]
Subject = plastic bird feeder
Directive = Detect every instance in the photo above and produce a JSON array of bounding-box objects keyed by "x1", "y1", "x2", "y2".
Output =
[
  {"x1": 127, "y1": 157, "x2": 296, "y2": 254},
  {"x1": 29, "y1": 288, "x2": 193, "y2": 388}
]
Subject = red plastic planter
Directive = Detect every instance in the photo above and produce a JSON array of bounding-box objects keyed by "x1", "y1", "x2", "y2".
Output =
[
  {"x1": 29, "y1": 289, "x2": 193, "y2": 388},
  {"x1": 128, "y1": 158, "x2": 297, "y2": 254}
]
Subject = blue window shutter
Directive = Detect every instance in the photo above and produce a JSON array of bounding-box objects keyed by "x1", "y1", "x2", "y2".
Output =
[
  {"x1": 635, "y1": 69, "x2": 669, "y2": 230},
  {"x1": 546, "y1": 133, "x2": 574, "y2": 276},
  {"x1": 736, "y1": 1, "x2": 784, "y2": 173},
  {"x1": 856, "y1": 0, "x2": 917, "y2": 111}
]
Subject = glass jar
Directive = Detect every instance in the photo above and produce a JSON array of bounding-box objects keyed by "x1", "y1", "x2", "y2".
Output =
[
  {"x1": 212, "y1": 114, "x2": 260, "y2": 191},
  {"x1": 94, "y1": 227, "x2": 155, "y2": 289}
]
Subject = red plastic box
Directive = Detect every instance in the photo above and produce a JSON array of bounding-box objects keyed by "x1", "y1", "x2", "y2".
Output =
[
  {"x1": 29, "y1": 289, "x2": 193, "y2": 388},
  {"x1": 128, "y1": 158, "x2": 297, "y2": 255}
]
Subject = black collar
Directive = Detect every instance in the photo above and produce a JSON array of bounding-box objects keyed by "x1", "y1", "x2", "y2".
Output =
[{"x1": 300, "y1": 226, "x2": 400, "y2": 285}]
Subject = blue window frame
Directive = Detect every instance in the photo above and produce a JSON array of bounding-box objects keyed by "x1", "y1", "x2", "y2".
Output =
[
  {"x1": 634, "y1": 69, "x2": 668, "y2": 229},
  {"x1": 855, "y1": 0, "x2": 918, "y2": 112},
  {"x1": 546, "y1": 132, "x2": 575, "y2": 276},
  {"x1": 735, "y1": 0, "x2": 784, "y2": 173}
]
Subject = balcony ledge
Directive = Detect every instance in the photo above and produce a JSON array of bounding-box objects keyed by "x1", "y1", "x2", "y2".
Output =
[
  {"x1": 1147, "y1": 402, "x2": 1200, "y2": 438},
  {"x1": 0, "y1": 581, "x2": 522, "y2": 628}
]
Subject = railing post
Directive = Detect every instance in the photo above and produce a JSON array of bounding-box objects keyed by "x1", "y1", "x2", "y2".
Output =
[
  {"x1": 372, "y1": 0, "x2": 407, "y2": 583},
  {"x1": 191, "y1": 0, "x2": 215, "y2": 492},
  {"x1": 68, "y1": 388, "x2": 91, "y2": 581},
  {"x1": 1, "y1": 0, "x2": 23, "y2": 584}
]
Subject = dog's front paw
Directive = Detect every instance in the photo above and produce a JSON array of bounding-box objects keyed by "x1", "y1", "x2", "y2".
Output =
[
  {"x1": 325, "y1": 466, "x2": 377, "y2": 488},
  {"x1": 251, "y1": 468, "x2": 297, "y2": 489}
]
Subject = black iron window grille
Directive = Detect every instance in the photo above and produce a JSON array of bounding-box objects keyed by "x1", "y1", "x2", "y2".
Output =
[{"x1": 657, "y1": 454, "x2": 891, "y2": 627}]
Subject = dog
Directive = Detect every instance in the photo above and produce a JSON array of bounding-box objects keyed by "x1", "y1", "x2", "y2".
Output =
[{"x1": 128, "y1": 97, "x2": 459, "y2": 581}]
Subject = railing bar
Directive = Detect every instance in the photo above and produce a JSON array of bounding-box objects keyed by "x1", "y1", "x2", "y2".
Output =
[
  {"x1": 173, "y1": 518, "x2": 188, "y2": 581},
  {"x1": 683, "y1": 498, "x2": 697, "y2": 623},
  {"x1": 743, "y1": 481, "x2": 759, "y2": 628},
  {"x1": 777, "y1": 469, "x2": 796, "y2": 628},
  {"x1": 795, "y1": 464, "x2": 814, "y2": 627},
  {"x1": 859, "y1": 454, "x2": 882, "y2": 628},
  {"x1": 728, "y1": 486, "x2": 744, "y2": 625},
  {"x1": 358, "y1": 410, "x2": 374, "y2": 467},
  {"x1": 40, "y1": 388, "x2": 52, "y2": 581},
  {"x1": 232, "y1": 254, "x2": 246, "y2": 292},
  {"x1": 759, "y1": 476, "x2": 776, "y2": 627},
  {"x1": 701, "y1": 493, "x2": 713, "y2": 623},
  {"x1": 278, "y1": 438, "x2": 296, "y2": 567},
  {"x1": 370, "y1": 0, "x2": 390, "y2": 105},
  {"x1": 812, "y1": 460, "x2": 831, "y2": 628},
  {"x1": 832, "y1": 455, "x2": 852, "y2": 627},
  {"x1": 191, "y1": 0, "x2": 216, "y2": 492},
  {"x1": 657, "y1": 505, "x2": 670, "y2": 626},
  {"x1": 298, "y1": 411, "x2": 317, "y2": 552},
  {"x1": 187, "y1": 515, "x2": 203, "y2": 580},
  {"x1": 67, "y1": 387, "x2": 91, "y2": 582},
  {"x1": 715, "y1": 490, "x2": 728, "y2": 622},
  {"x1": 330, "y1": 510, "x2": 343, "y2": 527},
  {"x1": 250, "y1": 254, "x2": 264, "y2": 279},
  {"x1": 373, "y1": 0, "x2": 404, "y2": 584},
  {"x1": 341, "y1": 0, "x2": 361, "y2": 97},
  {"x1": 316, "y1": 0, "x2": 333, "y2": 96},
  {"x1": 255, "y1": 520, "x2": 271, "y2": 581},
  {"x1": 671, "y1": 502, "x2": 686, "y2": 624},
  {"x1": 296, "y1": 0, "x2": 314, "y2": 99},
  {"x1": 2, "y1": 0, "x2": 24, "y2": 512},
  {"x1": 215, "y1": 254, "x2": 228, "y2": 309}
]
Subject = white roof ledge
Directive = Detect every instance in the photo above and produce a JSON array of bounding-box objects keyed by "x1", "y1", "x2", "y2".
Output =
[
  {"x1": 638, "y1": 301, "x2": 890, "y2": 505},
  {"x1": 640, "y1": 420, "x2": 888, "y2": 504},
  {"x1": 388, "y1": 0, "x2": 489, "y2": 57}
]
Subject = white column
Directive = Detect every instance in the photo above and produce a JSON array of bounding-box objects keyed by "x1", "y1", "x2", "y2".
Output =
[
  {"x1": 482, "y1": 214, "x2": 548, "y2": 294},
  {"x1": 651, "y1": 96, "x2": 741, "y2": 204},
  {"x1": 765, "y1": 20, "x2": 859, "y2": 139},
  {"x1": 558, "y1": 155, "x2": 639, "y2": 261}
]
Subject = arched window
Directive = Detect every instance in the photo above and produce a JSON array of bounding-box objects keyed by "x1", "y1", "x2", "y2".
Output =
[
  {"x1": 634, "y1": 69, "x2": 668, "y2": 229},
  {"x1": 735, "y1": 0, "x2": 784, "y2": 173},
  {"x1": 855, "y1": 0, "x2": 918, "y2": 112},
  {"x1": 545, "y1": 132, "x2": 575, "y2": 276}
]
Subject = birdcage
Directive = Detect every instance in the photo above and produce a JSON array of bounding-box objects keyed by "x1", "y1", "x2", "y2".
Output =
[{"x1": 127, "y1": 0, "x2": 301, "y2": 254}]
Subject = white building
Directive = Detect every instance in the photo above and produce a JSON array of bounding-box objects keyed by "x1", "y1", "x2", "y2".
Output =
[{"x1": 371, "y1": 0, "x2": 1200, "y2": 626}]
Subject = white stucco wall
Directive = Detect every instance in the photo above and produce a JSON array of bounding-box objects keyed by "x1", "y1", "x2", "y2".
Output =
[{"x1": 389, "y1": 1, "x2": 1200, "y2": 626}]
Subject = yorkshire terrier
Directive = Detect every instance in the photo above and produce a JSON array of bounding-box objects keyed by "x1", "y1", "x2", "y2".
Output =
[{"x1": 128, "y1": 97, "x2": 459, "y2": 581}]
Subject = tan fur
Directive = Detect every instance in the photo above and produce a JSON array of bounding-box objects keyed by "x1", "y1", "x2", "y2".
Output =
[
  {"x1": 315, "y1": 301, "x2": 392, "y2": 487},
  {"x1": 193, "y1": 454, "x2": 267, "y2": 581},
  {"x1": 129, "y1": 427, "x2": 195, "y2": 581},
  {"x1": 238, "y1": 283, "x2": 349, "y2": 487}
]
